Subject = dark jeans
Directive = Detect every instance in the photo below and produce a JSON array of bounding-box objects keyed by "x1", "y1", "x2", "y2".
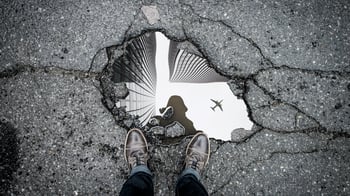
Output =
[{"x1": 119, "y1": 172, "x2": 208, "y2": 196}]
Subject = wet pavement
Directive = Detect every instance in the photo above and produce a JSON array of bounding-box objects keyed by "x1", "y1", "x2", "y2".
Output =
[{"x1": 1, "y1": 0, "x2": 350, "y2": 195}]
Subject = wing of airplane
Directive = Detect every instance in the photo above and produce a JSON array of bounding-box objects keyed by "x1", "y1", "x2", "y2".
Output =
[
  {"x1": 218, "y1": 100, "x2": 223, "y2": 111},
  {"x1": 218, "y1": 104, "x2": 223, "y2": 111}
]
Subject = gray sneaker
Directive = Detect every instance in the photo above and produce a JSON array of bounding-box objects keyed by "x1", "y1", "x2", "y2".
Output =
[
  {"x1": 184, "y1": 132, "x2": 210, "y2": 174},
  {"x1": 124, "y1": 128, "x2": 149, "y2": 170}
]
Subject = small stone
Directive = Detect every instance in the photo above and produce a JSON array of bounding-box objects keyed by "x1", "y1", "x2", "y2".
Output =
[
  {"x1": 141, "y1": 5, "x2": 160, "y2": 25},
  {"x1": 149, "y1": 126, "x2": 165, "y2": 135},
  {"x1": 165, "y1": 121, "x2": 185, "y2": 138},
  {"x1": 123, "y1": 119, "x2": 133, "y2": 127},
  {"x1": 112, "y1": 83, "x2": 129, "y2": 99}
]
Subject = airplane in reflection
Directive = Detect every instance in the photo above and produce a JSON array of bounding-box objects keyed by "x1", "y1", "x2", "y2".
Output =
[{"x1": 210, "y1": 99, "x2": 223, "y2": 111}]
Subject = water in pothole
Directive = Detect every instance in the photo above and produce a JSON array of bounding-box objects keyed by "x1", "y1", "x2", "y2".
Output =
[{"x1": 115, "y1": 32, "x2": 253, "y2": 141}]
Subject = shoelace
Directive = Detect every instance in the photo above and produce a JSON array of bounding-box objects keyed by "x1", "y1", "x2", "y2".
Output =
[
  {"x1": 191, "y1": 160, "x2": 198, "y2": 170},
  {"x1": 129, "y1": 151, "x2": 147, "y2": 167},
  {"x1": 187, "y1": 152, "x2": 205, "y2": 171}
]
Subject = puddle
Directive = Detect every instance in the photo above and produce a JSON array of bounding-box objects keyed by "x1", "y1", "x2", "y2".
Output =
[{"x1": 110, "y1": 31, "x2": 253, "y2": 141}]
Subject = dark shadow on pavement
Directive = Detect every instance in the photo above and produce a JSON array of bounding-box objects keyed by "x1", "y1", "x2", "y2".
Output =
[{"x1": 0, "y1": 120, "x2": 19, "y2": 194}]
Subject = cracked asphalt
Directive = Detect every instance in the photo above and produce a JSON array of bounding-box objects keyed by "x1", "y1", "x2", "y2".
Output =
[{"x1": 1, "y1": 0, "x2": 350, "y2": 195}]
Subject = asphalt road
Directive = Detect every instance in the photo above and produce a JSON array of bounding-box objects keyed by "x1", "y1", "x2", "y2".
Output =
[{"x1": 1, "y1": 0, "x2": 349, "y2": 195}]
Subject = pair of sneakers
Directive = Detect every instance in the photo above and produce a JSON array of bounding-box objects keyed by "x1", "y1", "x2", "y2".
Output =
[{"x1": 124, "y1": 128, "x2": 210, "y2": 176}]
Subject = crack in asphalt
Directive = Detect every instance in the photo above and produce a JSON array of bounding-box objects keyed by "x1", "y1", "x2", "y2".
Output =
[
  {"x1": 88, "y1": 48, "x2": 106, "y2": 73},
  {"x1": 208, "y1": 124, "x2": 350, "y2": 194},
  {"x1": 180, "y1": 2, "x2": 275, "y2": 67},
  {"x1": 210, "y1": 147, "x2": 331, "y2": 195},
  {"x1": 123, "y1": 6, "x2": 143, "y2": 40},
  {"x1": 276, "y1": 65, "x2": 350, "y2": 76},
  {"x1": 0, "y1": 64, "x2": 98, "y2": 79},
  {"x1": 180, "y1": 2, "x2": 350, "y2": 76},
  {"x1": 179, "y1": 16, "x2": 236, "y2": 80},
  {"x1": 234, "y1": 127, "x2": 264, "y2": 145},
  {"x1": 250, "y1": 78, "x2": 325, "y2": 130},
  {"x1": 208, "y1": 139, "x2": 228, "y2": 156}
]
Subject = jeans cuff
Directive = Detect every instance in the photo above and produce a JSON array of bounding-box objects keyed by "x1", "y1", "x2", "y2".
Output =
[
  {"x1": 179, "y1": 168, "x2": 200, "y2": 180},
  {"x1": 130, "y1": 165, "x2": 152, "y2": 176}
]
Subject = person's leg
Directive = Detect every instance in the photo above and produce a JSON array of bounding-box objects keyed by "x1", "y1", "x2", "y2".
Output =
[
  {"x1": 119, "y1": 128, "x2": 154, "y2": 196},
  {"x1": 120, "y1": 167, "x2": 153, "y2": 196},
  {"x1": 176, "y1": 169, "x2": 208, "y2": 196},
  {"x1": 176, "y1": 132, "x2": 210, "y2": 196}
]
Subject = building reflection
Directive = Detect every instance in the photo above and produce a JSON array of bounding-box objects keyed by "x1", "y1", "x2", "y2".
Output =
[
  {"x1": 112, "y1": 32, "x2": 157, "y2": 125},
  {"x1": 168, "y1": 40, "x2": 228, "y2": 83}
]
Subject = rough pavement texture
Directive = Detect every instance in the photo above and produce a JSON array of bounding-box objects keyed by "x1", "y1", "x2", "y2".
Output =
[{"x1": 1, "y1": 0, "x2": 350, "y2": 195}]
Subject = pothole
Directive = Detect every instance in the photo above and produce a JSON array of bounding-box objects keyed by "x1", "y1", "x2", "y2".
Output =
[{"x1": 100, "y1": 31, "x2": 253, "y2": 142}]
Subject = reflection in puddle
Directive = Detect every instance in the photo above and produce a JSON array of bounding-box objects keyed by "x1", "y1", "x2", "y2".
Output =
[
  {"x1": 112, "y1": 33, "x2": 157, "y2": 125},
  {"x1": 112, "y1": 31, "x2": 253, "y2": 141}
]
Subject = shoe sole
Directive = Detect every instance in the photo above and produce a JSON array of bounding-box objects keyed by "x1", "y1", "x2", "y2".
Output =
[
  {"x1": 185, "y1": 131, "x2": 211, "y2": 166},
  {"x1": 123, "y1": 128, "x2": 149, "y2": 162}
]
